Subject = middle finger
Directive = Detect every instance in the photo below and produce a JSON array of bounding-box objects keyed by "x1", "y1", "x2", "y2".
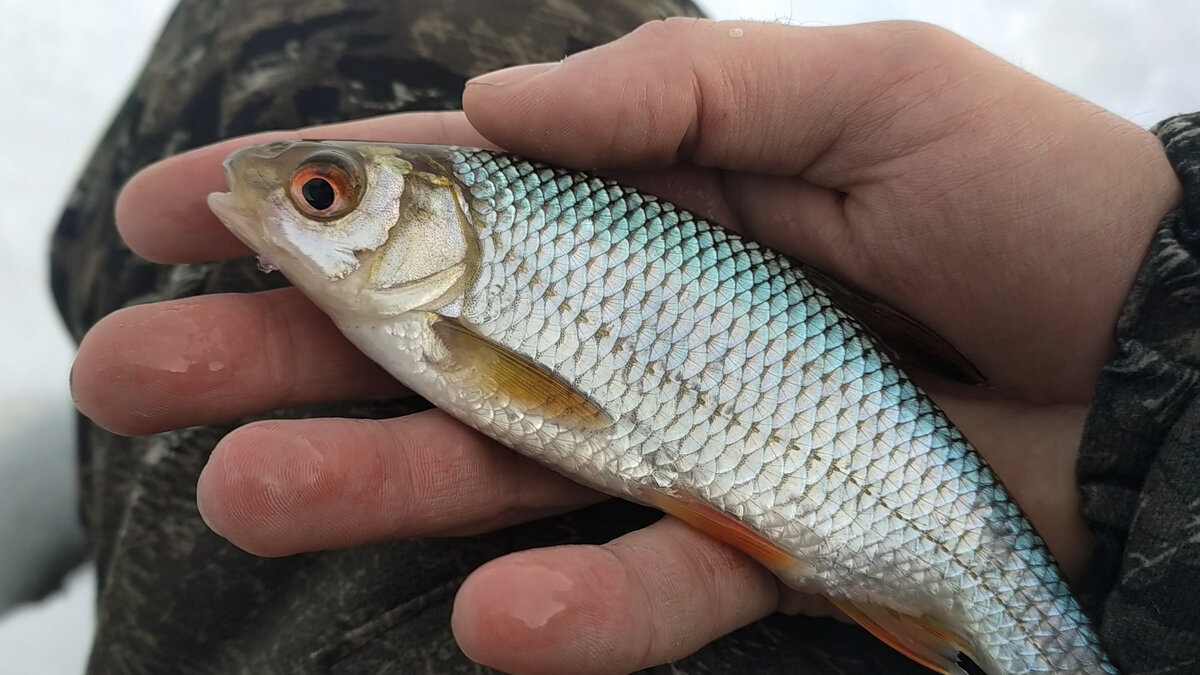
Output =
[
  {"x1": 73, "y1": 287, "x2": 401, "y2": 436},
  {"x1": 197, "y1": 410, "x2": 601, "y2": 557}
]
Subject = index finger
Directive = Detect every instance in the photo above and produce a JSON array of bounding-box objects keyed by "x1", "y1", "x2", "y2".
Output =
[{"x1": 116, "y1": 110, "x2": 487, "y2": 263}]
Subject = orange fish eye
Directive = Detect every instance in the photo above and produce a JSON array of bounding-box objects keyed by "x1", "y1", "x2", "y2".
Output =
[{"x1": 288, "y1": 159, "x2": 360, "y2": 220}]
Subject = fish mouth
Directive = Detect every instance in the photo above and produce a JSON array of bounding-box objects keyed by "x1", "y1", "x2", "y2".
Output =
[
  {"x1": 207, "y1": 186, "x2": 265, "y2": 253},
  {"x1": 207, "y1": 158, "x2": 242, "y2": 223},
  {"x1": 207, "y1": 190, "x2": 247, "y2": 236},
  {"x1": 208, "y1": 152, "x2": 257, "y2": 240},
  {"x1": 207, "y1": 190, "x2": 286, "y2": 275}
]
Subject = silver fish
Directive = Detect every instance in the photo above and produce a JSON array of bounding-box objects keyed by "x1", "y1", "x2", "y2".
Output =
[{"x1": 208, "y1": 140, "x2": 1116, "y2": 674}]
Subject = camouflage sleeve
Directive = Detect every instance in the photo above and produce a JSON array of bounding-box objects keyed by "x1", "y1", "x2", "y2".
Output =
[{"x1": 1077, "y1": 111, "x2": 1200, "y2": 674}]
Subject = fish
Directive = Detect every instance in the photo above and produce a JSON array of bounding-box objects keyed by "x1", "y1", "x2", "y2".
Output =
[{"x1": 207, "y1": 139, "x2": 1116, "y2": 675}]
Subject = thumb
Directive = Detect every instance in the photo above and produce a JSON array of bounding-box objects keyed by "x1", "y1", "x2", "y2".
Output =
[{"x1": 462, "y1": 18, "x2": 1010, "y2": 184}]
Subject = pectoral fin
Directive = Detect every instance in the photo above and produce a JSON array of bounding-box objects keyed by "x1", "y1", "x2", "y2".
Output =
[
  {"x1": 639, "y1": 487, "x2": 811, "y2": 576},
  {"x1": 429, "y1": 315, "x2": 611, "y2": 431},
  {"x1": 830, "y1": 599, "x2": 974, "y2": 675}
]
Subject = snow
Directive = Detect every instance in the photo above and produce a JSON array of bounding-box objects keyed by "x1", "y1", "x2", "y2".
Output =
[
  {"x1": 0, "y1": 399, "x2": 85, "y2": 611},
  {"x1": 0, "y1": 1, "x2": 176, "y2": 672},
  {"x1": 0, "y1": 1, "x2": 1195, "y2": 672},
  {"x1": 0, "y1": 567, "x2": 96, "y2": 674}
]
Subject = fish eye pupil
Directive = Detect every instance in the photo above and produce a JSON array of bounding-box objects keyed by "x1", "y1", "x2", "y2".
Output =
[{"x1": 301, "y1": 178, "x2": 335, "y2": 211}]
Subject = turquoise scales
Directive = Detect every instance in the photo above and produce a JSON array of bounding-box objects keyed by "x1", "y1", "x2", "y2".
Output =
[
  {"x1": 442, "y1": 148, "x2": 1113, "y2": 674},
  {"x1": 207, "y1": 140, "x2": 1116, "y2": 674}
]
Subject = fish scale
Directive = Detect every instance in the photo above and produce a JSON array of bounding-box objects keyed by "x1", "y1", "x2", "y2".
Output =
[
  {"x1": 209, "y1": 140, "x2": 1117, "y2": 674},
  {"x1": 443, "y1": 147, "x2": 1111, "y2": 674}
]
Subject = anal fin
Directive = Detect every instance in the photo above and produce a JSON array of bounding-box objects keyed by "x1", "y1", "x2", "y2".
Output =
[{"x1": 830, "y1": 599, "x2": 973, "y2": 675}]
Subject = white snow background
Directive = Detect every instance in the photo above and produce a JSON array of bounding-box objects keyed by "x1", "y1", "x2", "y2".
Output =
[{"x1": 0, "y1": 0, "x2": 1195, "y2": 672}]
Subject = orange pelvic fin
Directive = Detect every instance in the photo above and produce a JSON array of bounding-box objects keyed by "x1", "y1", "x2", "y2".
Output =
[
  {"x1": 639, "y1": 487, "x2": 809, "y2": 575},
  {"x1": 644, "y1": 487, "x2": 975, "y2": 673}
]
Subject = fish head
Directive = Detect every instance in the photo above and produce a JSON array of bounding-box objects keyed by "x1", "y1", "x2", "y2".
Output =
[{"x1": 208, "y1": 140, "x2": 476, "y2": 320}]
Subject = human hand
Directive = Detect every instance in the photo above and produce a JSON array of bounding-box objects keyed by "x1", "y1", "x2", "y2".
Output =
[{"x1": 74, "y1": 18, "x2": 1180, "y2": 674}]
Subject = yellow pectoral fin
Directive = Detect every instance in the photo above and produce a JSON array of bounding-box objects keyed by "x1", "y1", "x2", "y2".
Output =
[
  {"x1": 428, "y1": 314, "x2": 611, "y2": 431},
  {"x1": 829, "y1": 599, "x2": 973, "y2": 675},
  {"x1": 639, "y1": 487, "x2": 811, "y2": 576}
]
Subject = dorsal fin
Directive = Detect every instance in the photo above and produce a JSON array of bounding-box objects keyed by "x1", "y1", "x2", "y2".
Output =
[{"x1": 805, "y1": 266, "x2": 986, "y2": 386}]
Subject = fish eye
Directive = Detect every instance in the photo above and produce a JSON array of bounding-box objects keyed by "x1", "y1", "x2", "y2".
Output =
[
  {"x1": 288, "y1": 153, "x2": 362, "y2": 220},
  {"x1": 301, "y1": 177, "x2": 335, "y2": 210}
]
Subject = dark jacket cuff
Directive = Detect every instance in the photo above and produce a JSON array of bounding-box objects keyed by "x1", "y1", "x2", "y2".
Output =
[{"x1": 1077, "y1": 111, "x2": 1200, "y2": 672}]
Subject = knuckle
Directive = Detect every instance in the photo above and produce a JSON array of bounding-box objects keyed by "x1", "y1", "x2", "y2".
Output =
[
  {"x1": 627, "y1": 16, "x2": 703, "y2": 45},
  {"x1": 879, "y1": 19, "x2": 961, "y2": 49},
  {"x1": 872, "y1": 20, "x2": 975, "y2": 69}
]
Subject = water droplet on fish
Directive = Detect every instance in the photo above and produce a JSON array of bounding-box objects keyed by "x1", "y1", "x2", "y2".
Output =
[
  {"x1": 257, "y1": 256, "x2": 279, "y2": 274},
  {"x1": 728, "y1": 27, "x2": 745, "y2": 38}
]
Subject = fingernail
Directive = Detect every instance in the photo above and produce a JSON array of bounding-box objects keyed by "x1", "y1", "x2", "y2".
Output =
[{"x1": 467, "y1": 62, "x2": 558, "y2": 87}]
